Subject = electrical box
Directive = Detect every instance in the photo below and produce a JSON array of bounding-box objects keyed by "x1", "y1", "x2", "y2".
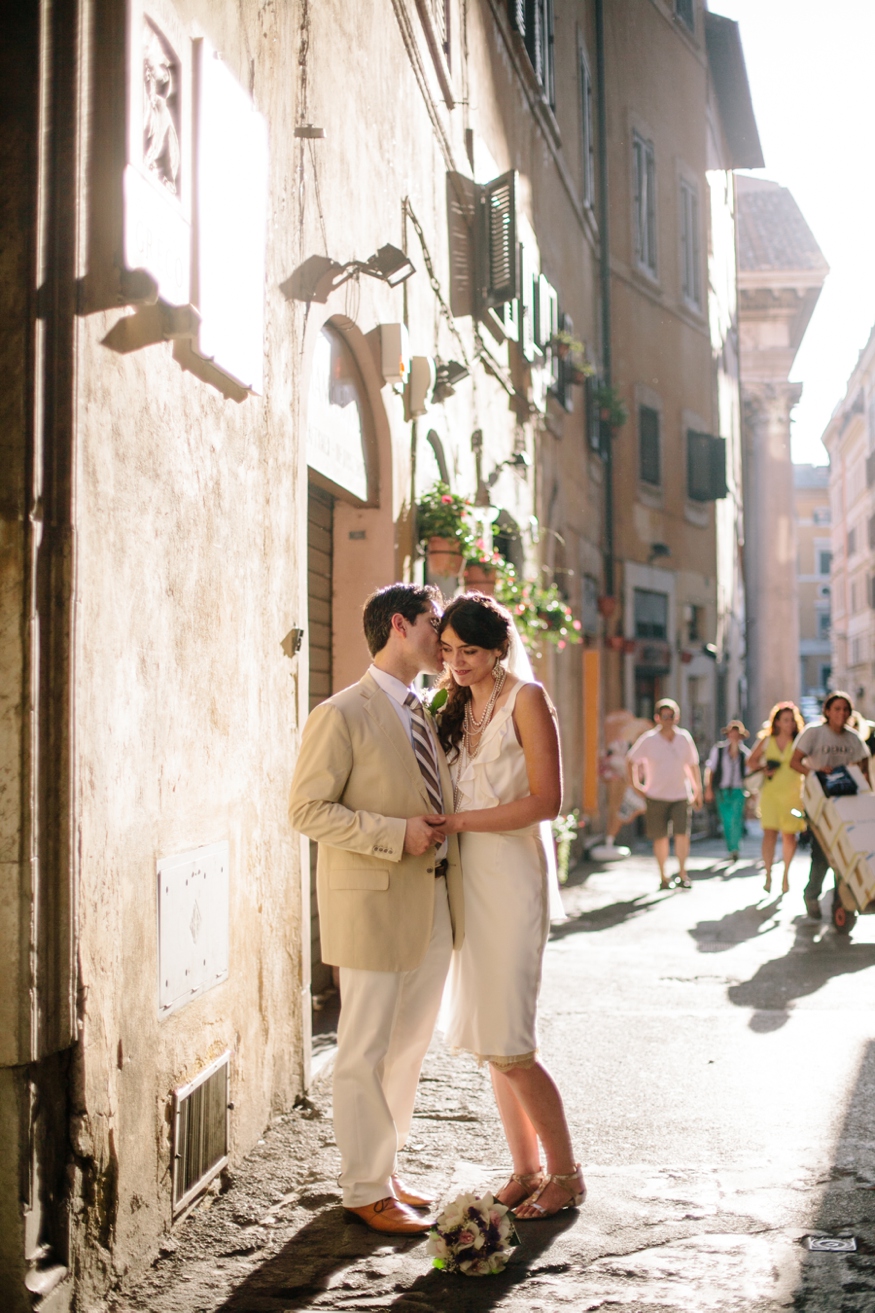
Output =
[
  {"x1": 379, "y1": 323, "x2": 411, "y2": 387},
  {"x1": 157, "y1": 840, "x2": 230, "y2": 1018}
]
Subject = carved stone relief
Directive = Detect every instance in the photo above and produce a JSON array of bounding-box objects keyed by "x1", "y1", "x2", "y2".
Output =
[{"x1": 143, "y1": 19, "x2": 180, "y2": 196}]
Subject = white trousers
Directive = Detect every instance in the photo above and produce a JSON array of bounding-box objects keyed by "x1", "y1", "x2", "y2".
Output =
[{"x1": 333, "y1": 878, "x2": 453, "y2": 1208}]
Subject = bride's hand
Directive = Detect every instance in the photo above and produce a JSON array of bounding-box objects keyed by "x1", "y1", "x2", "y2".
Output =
[{"x1": 424, "y1": 813, "x2": 458, "y2": 837}]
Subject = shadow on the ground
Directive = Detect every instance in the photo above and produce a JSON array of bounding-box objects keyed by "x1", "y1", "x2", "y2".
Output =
[
  {"x1": 214, "y1": 1207, "x2": 421, "y2": 1310},
  {"x1": 790, "y1": 1039, "x2": 875, "y2": 1311},
  {"x1": 549, "y1": 893, "x2": 663, "y2": 939},
  {"x1": 388, "y1": 1212, "x2": 578, "y2": 1310},
  {"x1": 727, "y1": 923, "x2": 875, "y2": 1031},
  {"x1": 689, "y1": 899, "x2": 783, "y2": 953}
]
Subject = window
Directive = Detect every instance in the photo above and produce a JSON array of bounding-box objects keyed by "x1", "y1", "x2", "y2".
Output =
[
  {"x1": 818, "y1": 612, "x2": 831, "y2": 641},
  {"x1": 417, "y1": 0, "x2": 453, "y2": 104},
  {"x1": 852, "y1": 636, "x2": 864, "y2": 667},
  {"x1": 852, "y1": 581, "x2": 859, "y2": 613},
  {"x1": 687, "y1": 604, "x2": 704, "y2": 642},
  {"x1": 633, "y1": 133, "x2": 657, "y2": 276},
  {"x1": 639, "y1": 405, "x2": 661, "y2": 486},
  {"x1": 813, "y1": 506, "x2": 831, "y2": 525},
  {"x1": 634, "y1": 588, "x2": 668, "y2": 640},
  {"x1": 578, "y1": 43, "x2": 595, "y2": 208},
  {"x1": 687, "y1": 430, "x2": 727, "y2": 501},
  {"x1": 508, "y1": 0, "x2": 555, "y2": 109},
  {"x1": 679, "y1": 180, "x2": 700, "y2": 307},
  {"x1": 867, "y1": 451, "x2": 875, "y2": 488},
  {"x1": 848, "y1": 527, "x2": 857, "y2": 558},
  {"x1": 585, "y1": 375, "x2": 602, "y2": 454},
  {"x1": 676, "y1": 0, "x2": 694, "y2": 31},
  {"x1": 818, "y1": 550, "x2": 833, "y2": 575}
]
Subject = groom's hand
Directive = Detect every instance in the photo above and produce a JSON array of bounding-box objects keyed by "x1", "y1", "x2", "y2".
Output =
[{"x1": 404, "y1": 816, "x2": 443, "y2": 855}]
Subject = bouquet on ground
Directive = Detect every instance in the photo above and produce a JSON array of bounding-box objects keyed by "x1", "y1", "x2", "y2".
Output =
[{"x1": 427, "y1": 1192, "x2": 519, "y2": 1276}]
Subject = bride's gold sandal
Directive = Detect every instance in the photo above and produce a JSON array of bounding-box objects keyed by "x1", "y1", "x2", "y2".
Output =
[
  {"x1": 515, "y1": 1164, "x2": 586, "y2": 1218},
  {"x1": 495, "y1": 1168, "x2": 544, "y2": 1209}
]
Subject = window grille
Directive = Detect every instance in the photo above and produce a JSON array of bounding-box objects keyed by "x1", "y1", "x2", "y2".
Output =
[
  {"x1": 172, "y1": 1053, "x2": 230, "y2": 1214},
  {"x1": 639, "y1": 406, "x2": 661, "y2": 486},
  {"x1": 679, "y1": 181, "x2": 700, "y2": 306},
  {"x1": 633, "y1": 134, "x2": 657, "y2": 276}
]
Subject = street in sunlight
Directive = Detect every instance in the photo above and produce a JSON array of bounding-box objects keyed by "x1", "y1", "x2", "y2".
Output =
[{"x1": 116, "y1": 831, "x2": 875, "y2": 1313}]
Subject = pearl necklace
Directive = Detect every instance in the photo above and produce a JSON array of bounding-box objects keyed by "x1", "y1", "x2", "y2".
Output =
[{"x1": 462, "y1": 665, "x2": 507, "y2": 757}]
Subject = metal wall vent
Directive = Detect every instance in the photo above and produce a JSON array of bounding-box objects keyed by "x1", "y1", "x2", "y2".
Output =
[{"x1": 172, "y1": 1051, "x2": 231, "y2": 1215}]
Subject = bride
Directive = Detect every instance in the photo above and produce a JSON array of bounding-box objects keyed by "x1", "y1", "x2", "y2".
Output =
[{"x1": 428, "y1": 593, "x2": 584, "y2": 1218}]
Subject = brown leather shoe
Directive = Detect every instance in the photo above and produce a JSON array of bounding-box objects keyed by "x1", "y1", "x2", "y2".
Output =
[
  {"x1": 343, "y1": 1197, "x2": 431, "y2": 1234},
  {"x1": 391, "y1": 1175, "x2": 434, "y2": 1209}
]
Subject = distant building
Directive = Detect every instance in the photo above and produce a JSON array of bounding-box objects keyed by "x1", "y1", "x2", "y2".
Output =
[
  {"x1": 794, "y1": 464, "x2": 832, "y2": 703},
  {"x1": 736, "y1": 176, "x2": 829, "y2": 727},
  {"x1": 822, "y1": 327, "x2": 875, "y2": 715}
]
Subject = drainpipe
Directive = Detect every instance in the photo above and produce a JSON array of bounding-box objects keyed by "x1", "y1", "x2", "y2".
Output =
[{"x1": 595, "y1": 0, "x2": 614, "y2": 600}]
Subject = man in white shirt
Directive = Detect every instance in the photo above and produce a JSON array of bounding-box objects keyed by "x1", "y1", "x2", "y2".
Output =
[
  {"x1": 790, "y1": 690, "x2": 870, "y2": 919},
  {"x1": 627, "y1": 699, "x2": 703, "y2": 890}
]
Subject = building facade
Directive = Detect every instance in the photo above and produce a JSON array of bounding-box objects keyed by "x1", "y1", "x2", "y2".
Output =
[
  {"x1": 794, "y1": 464, "x2": 832, "y2": 707},
  {"x1": 823, "y1": 326, "x2": 875, "y2": 715},
  {"x1": 2, "y1": 2, "x2": 760, "y2": 1306}
]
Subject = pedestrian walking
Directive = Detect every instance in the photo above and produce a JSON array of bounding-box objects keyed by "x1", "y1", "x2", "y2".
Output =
[
  {"x1": 790, "y1": 690, "x2": 871, "y2": 920},
  {"x1": 288, "y1": 584, "x2": 463, "y2": 1235},
  {"x1": 431, "y1": 595, "x2": 584, "y2": 1219},
  {"x1": 745, "y1": 702, "x2": 806, "y2": 895},
  {"x1": 626, "y1": 699, "x2": 703, "y2": 890},
  {"x1": 703, "y1": 720, "x2": 750, "y2": 861}
]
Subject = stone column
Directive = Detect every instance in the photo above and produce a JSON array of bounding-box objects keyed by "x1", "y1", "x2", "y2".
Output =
[{"x1": 742, "y1": 382, "x2": 802, "y2": 727}]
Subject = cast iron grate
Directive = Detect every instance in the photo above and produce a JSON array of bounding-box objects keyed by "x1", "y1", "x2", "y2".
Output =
[{"x1": 172, "y1": 1051, "x2": 230, "y2": 1215}]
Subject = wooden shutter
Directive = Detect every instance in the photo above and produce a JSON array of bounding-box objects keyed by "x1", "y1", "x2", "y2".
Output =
[
  {"x1": 687, "y1": 430, "x2": 727, "y2": 501},
  {"x1": 866, "y1": 451, "x2": 875, "y2": 487},
  {"x1": 640, "y1": 407, "x2": 661, "y2": 486},
  {"x1": 477, "y1": 170, "x2": 517, "y2": 310},
  {"x1": 519, "y1": 243, "x2": 536, "y2": 362},
  {"x1": 508, "y1": 0, "x2": 525, "y2": 33},
  {"x1": 447, "y1": 171, "x2": 476, "y2": 317}
]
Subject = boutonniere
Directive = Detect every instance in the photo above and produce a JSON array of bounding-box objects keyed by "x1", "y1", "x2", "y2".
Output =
[{"x1": 424, "y1": 688, "x2": 448, "y2": 718}]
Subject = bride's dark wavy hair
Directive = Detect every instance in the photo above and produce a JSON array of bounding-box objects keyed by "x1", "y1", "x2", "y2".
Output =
[{"x1": 436, "y1": 593, "x2": 513, "y2": 755}]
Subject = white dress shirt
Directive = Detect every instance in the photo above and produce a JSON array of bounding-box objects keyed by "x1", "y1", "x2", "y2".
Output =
[{"x1": 368, "y1": 664, "x2": 448, "y2": 860}]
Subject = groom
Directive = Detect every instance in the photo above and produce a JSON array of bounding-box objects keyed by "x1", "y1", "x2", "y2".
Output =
[{"x1": 289, "y1": 583, "x2": 463, "y2": 1234}]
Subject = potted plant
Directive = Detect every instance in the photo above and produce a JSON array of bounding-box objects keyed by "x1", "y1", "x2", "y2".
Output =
[
  {"x1": 416, "y1": 483, "x2": 473, "y2": 577},
  {"x1": 495, "y1": 568, "x2": 583, "y2": 654},
  {"x1": 593, "y1": 382, "x2": 629, "y2": 432},
  {"x1": 463, "y1": 540, "x2": 506, "y2": 596}
]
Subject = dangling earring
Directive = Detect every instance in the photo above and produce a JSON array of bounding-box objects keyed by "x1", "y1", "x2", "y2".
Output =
[{"x1": 492, "y1": 659, "x2": 501, "y2": 680}]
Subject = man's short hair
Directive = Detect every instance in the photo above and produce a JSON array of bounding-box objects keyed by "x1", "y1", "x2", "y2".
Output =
[
  {"x1": 654, "y1": 698, "x2": 680, "y2": 718},
  {"x1": 362, "y1": 583, "x2": 441, "y2": 657},
  {"x1": 822, "y1": 690, "x2": 854, "y2": 718}
]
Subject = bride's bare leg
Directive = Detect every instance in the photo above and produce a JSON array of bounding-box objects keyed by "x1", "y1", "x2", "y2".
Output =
[
  {"x1": 490, "y1": 1066, "x2": 540, "y2": 1205},
  {"x1": 492, "y1": 1061, "x2": 577, "y2": 1214}
]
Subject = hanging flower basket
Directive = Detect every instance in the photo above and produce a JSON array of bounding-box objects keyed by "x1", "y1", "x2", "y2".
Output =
[
  {"x1": 417, "y1": 483, "x2": 473, "y2": 578},
  {"x1": 494, "y1": 567, "x2": 583, "y2": 653},
  {"x1": 463, "y1": 540, "x2": 507, "y2": 596}
]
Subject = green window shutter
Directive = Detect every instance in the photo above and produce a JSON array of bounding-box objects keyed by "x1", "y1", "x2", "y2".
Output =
[
  {"x1": 477, "y1": 171, "x2": 517, "y2": 311},
  {"x1": 639, "y1": 406, "x2": 661, "y2": 486},
  {"x1": 687, "y1": 430, "x2": 727, "y2": 501},
  {"x1": 519, "y1": 243, "x2": 536, "y2": 362}
]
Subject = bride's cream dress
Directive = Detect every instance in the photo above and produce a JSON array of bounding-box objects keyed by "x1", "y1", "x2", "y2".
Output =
[{"x1": 444, "y1": 680, "x2": 550, "y2": 1069}]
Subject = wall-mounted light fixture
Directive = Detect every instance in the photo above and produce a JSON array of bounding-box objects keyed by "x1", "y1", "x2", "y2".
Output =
[
  {"x1": 647, "y1": 542, "x2": 671, "y2": 565},
  {"x1": 280, "y1": 628, "x2": 305, "y2": 659},
  {"x1": 487, "y1": 451, "x2": 531, "y2": 488},
  {"x1": 432, "y1": 359, "x2": 470, "y2": 403},
  {"x1": 283, "y1": 245, "x2": 416, "y2": 304}
]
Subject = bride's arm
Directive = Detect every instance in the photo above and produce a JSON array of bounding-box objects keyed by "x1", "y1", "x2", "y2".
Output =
[{"x1": 435, "y1": 685, "x2": 562, "y2": 835}]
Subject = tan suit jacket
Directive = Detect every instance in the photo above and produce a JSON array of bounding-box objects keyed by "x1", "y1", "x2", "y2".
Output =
[{"x1": 289, "y1": 671, "x2": 463, "y2": 972}]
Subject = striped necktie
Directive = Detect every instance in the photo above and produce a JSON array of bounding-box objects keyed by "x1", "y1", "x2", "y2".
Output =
[{"x1": 404, "y1": 692, "x2": 445, "y2": 815}]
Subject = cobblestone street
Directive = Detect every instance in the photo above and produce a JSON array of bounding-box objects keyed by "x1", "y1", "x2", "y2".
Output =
[{"x1": 114, "y1": 835, "x2": 875, "y2": 1312}]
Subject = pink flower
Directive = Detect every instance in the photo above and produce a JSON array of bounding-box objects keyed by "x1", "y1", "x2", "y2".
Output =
[
  {"x1": 573, "y1": 620, "x2": 582, "y2": 630},
  {"x1": 458, "y1": 1228, "x2": 476, "y2": 1245},
  {"x1": 558, "y1": 640, "x2": 566, "y2": 650},
  {"x1": 441, "y1": 494, "x2": 453, "y2": 504}
]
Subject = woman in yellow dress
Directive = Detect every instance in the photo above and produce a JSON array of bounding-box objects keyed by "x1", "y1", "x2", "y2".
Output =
[{"x1": 746, "y1": 702, "x2": 806, "y2": 895}]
